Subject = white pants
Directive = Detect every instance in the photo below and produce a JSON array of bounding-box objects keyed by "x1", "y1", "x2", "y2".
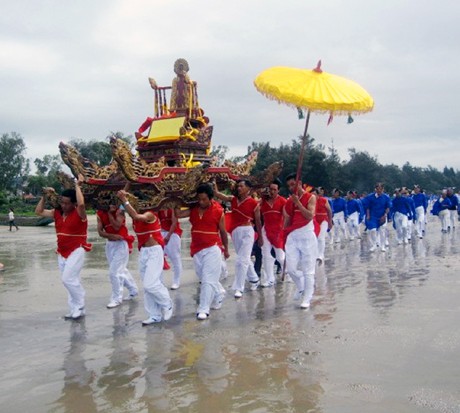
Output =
[
  {"x1": 138, "y1": 245, "x2": 172, "y2": 321},
  {"x1": 394, "y1": 212, "x2": 409, "y2": 243},
  {"x1": 439, "y1": 209, "x2": 449, "y2": 232},
  {"x1": 161, "y1": 230, "x2": 183, "y2": 286},
  {"x1": 285, "y1": 222, "x2": 318, "y2": 304},
  {"x1": 347, "y1": 211, "x2": 360, "y2": 239},
  {"x1": 368, "y1": 223, "x2": 387, "y2": 250},
  {"x1": 317, "y1": 220, "x2": 328, "y2": 261},
  {"x1": 58, "y1": 247, "x2": 85, "y2": 314},
  {"x1": 106, "y1": 240, "x2": 138, "y2": 302},
  {"x1": 332, "y1": 211, "x2": 347, "y2": 243},
  {"x1": 261, "y1": 227, "x2": 285, "y2": 285},
  {"x1": 415, "y1": 206, "x2": 425, "y2": 237},
  {"x1": 231, "y1": 226, "x2": 259, "y2": 292},
  {"x1": 194, "y1": 245, "x2": 225, "y2": 314},
  {"x1": 448, "y1": 210, "x2": 457, "y2": 229}
]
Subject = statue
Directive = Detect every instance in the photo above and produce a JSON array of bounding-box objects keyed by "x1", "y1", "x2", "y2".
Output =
[{"x1": 170, "y1": 58, "x2": 195, "y2": 116}]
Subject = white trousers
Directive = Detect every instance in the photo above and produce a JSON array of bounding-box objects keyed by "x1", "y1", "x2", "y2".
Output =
[
  {"x1": 138, "y1": 245, "x2": 172, "y2": 321},
  {"x1": 231, "y1": 226, "x2": 259, "y2": 292},
  {"x1": 332, "y1": 211, "x2": 347, "y2": 243},
  {"x1": 261, "y1": 227, "x2": 285, "y2": 285},
  {"x1": 317, "y1": 220, "x2": 328, "y2": 261},
  {"x1": 368, "y1": 223, "x2": 387, "y2": 250},
  {"x1": 347, "y1": 211, "x2": 360, "y2": 239},
  {"x1": 58, "y1": 247, "x2": 85, "y2": 314},
  {"x1": 285, "y1": 222, "x2": 318, "y2": 304},
  {"x1": 106, "y1": 240, "x2": 138, "y2": 302},
  {"x1": 394, "y1": 212, "x2": 409, "y2": 243},
  {"x1": 161, "y1": 230, "x2": 183, "y2": 286},
  {"x1": 193, "y1": 245, "x2": 225, "y2": 314},
  {"x1": 448, "y1": 210, "x2": 457, "y2": 229},
  {"x1": 439, "y1": 209, "x2": 449, "y2": 232},
  {"x1": 415, "y1": 206, "x2": 425, "y2": 237}
]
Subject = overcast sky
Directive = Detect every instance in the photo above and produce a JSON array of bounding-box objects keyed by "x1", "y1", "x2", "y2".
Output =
[{"x1": 1, "y1": 0, "x2": 459, "y2": 171}]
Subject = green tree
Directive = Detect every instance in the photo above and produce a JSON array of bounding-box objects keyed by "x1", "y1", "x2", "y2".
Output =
[
  {"x1": 0, "y1": 132, "x2": 30, "y2": 194},
  {"x1": 68, "y1": 138, "x2": 112, "y2": 166}
]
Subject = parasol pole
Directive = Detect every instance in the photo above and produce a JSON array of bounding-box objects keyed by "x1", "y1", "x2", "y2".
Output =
[
  {"x1": 281, "y1": 109, "x2": 310, "y2": 283},
  {"x1": 295, "y1": 109, "x2": 311, "y2": 188}
]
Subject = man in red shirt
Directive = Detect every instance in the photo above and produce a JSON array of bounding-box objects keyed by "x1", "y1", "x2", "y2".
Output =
[
  {"x1": 35, "y1": 174, "x2": 91, "y2": 320},
  {"x1": 97, "y1": 202, "x2": 138, "y2": 309},
  {"x1": 158, "y1": 209, "x2": 183, "y2": 290},
  {"x1": 117, "y1": 190, "x2": 173, "y2": 325},
  {"x1": 257, "y1": 179, "x2": 287, "y2": 287},
  {"x1": 214, "y1": 180, "x2": 262, "y2": 298},
  {"x1": 176, "y1": 183, "x2": 230, "y2": 320},
  {"x1": 283, "y1": 173, "x2": 318, "y2": 310}
]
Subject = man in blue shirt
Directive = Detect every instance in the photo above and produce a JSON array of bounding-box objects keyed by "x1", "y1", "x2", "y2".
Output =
[
  {"x1": 330, "y1": 189, "x2": 348, "y2": 243},
  {"x1": 362, "y1": 183, "x2": 391, "y2": 252},
  {"x1": 345, "y1": 191, "x2": 363, "y2": 240},
  {"x1": 391, "y1": 188, "x2": 413, "y2": 245},
  {"x1": 446, "y1": 188, "x2": 458, "y2": 230},
  {"x1": 411, "y1": 185, "x2": 428, "y2": 239}
]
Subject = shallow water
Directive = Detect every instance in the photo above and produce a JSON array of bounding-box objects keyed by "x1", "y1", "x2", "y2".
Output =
[{"x1": 1, "y1": 217, "x2": 460, "y2": 412}]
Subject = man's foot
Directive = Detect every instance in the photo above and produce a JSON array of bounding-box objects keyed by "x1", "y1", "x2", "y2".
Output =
[
  {"x1": 369, "y1": 246, "x2": 376, "y2": 252},
  {"x1": 211, "y1": 299, "x2": 223, "y2": 310},
  {"x1": 234, "y1": 290, "x2": 243, "y2": 298},
  {"x1": 67, "y1": 307, "x2": 85, "y2": 320},
  {"x1": 197, "y1": 312, "x2": 208, "y2": 320},
  {"x1": 300, "y1": 300, "x2": 311, "y2": 309},
  {"x1": 162, "y1": 305, "x2": 173, "y2": 321},
  {"x1": 142, "y1": 317, "x2": 161, "y2": 326},
  {"x1": 107, "y1": 300, "x2": 121, "y2": 309},
  {"x1": 294, "y1": 290, "x2": 304, "y2": 301},
  {"x1": 261, "y1": 281, "x2": 274, "y2": 288},
  {"x1": 170, "y1": 283, "x2": 180, "y2": 290},
  {"x1": 249, "y1": 280, "x2": 260, "y2": 291},
  {"x1": 123, "y1": 292, "x2": 138, "y2": 301}
]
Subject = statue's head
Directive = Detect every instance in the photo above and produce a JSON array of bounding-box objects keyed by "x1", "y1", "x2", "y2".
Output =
[{"x1": 174, "y1": 58, "x2": 189, "y2": 76}]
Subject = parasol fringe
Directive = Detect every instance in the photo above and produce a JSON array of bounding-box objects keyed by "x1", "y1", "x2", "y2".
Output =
[{"x1": 255, "y1": 90, "x2": 373, "y2": 116}]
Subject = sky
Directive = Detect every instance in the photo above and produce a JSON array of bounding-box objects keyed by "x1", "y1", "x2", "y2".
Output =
[{"x1": 1, "y1": 0, "x2": 460, "y2": 172}]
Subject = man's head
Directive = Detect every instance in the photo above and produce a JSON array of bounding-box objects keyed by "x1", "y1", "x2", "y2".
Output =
[
  {"x1": 285, "y1": 173, "x2": 300, "y2": 195},
  {"x1": 236, "y1": 180, "x2": 252, "y2": 198},
  {"x1": 413, "y1": 184, "x2": 421, "y2": 194},
  {"x1": 332, "y1": 189, "x2": 341, "y2": 198},
  {"x1": 196, "y1": 183, "x2": 214, "y2": 209},
  {"x1": 375, "y1": 182, "x2": 384, "y2": 195},
  {"x1": 60, "y1": 189, "x2": 77, "y2": 213},
  {"x1": 267, "y1": 179, "x2": 282, "y2": 199}
]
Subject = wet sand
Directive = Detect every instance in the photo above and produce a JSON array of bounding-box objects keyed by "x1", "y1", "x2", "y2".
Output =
[{"x1": 1, "y1": 216, "x2": 460, "y2": 413}]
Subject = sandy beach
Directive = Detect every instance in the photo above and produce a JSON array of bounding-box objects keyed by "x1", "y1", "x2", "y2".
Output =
[{"x1": 0, "y1": 215, "x2": 459, "y2": 413}]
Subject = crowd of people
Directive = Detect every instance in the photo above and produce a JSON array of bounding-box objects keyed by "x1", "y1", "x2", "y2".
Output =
[{"x1": 34, "y1": 175, "x2": 460, "y2": 325}]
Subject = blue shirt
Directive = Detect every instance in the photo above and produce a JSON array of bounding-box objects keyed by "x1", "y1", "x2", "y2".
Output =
[
  {"x1": 391, "y1": 196, "x2": 412, "y2": 218},
  {"x1": 331, "y1": 197, "x2": 347, "y2": 216},
  {"x1": 364, "y1": 193, "x2": 391, "y2": 220},
  {"x1": 412, "y1": 193, "x2": 428, "y2": 211},
  {"x1": 346, "y1": 198, "x2": 362, "y2": 215}
]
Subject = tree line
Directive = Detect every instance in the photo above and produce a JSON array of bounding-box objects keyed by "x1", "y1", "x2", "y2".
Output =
[{"x1": 1, "y1": 132, "x2": 459, "y2": 211}]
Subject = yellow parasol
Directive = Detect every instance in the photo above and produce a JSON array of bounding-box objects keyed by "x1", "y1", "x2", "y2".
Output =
[{"x1": 254, "y1": 60, "x2": 374, "y2": 182}]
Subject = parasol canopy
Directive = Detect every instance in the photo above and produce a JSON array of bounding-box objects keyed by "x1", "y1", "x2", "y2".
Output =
[
  {"x1": 254, "y1": 60, "x2": 374, "y2": 184},
  {"x1": 254, "y1": 60, "x2": 374, "y2": 115}
]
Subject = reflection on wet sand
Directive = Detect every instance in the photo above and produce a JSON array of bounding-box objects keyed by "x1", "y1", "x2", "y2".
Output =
[
  {"x1": 51, "y1": 321, "x2": 97, "y2": 413},
  {"x1": 1, "y1": 216, "x2": 460, "y2": 412}
]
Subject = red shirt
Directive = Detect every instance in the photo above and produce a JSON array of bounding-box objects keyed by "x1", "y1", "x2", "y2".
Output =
[
  {"x1": 54, "y1": 209, "x2": 92, "y2": 258},
  {"x1": 132, "y1": 212, "x2": 164, "y2": 250},
  {"x1": 96, "y1": 210, "x2": 135, "y2": 252},
  {"x1": 260, "y1": 195, "x2": 287, "y2": 248},
  {"x1": 315, "y1": 196, "x2": 329, "y2": 224},
  {"x1": 284, "y1": 192, "x2": 314, "y2": 236},
  {"x1": 227, "y1": 196, "x2": 258, "y2": 234},
  {"x1": 189, "y1": 200, "x2": 224, "y2": 256},
  {"x1": 158, "y1": 209, "x2": 183, "y2": 236}
]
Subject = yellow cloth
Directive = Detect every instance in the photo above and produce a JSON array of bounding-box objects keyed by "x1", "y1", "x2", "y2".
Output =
[{"x1": 254, "y1": 66, "x2": 374, "y2": 115}]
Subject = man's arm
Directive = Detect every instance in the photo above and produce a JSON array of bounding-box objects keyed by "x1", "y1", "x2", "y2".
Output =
[
  {"x1": 75, "y1": 174, "x2": 87, "y2": 220},
  {"x1": 164, "y1": 211, "x2": 178, "y2": 244},
  {"x1": 218, "y1": 213, "x2": 230, "y2": 259},
  {"x1": 117, "y1": 190, "x2": 156, "y2": 223},
  {"x1": 97, "y1": 215, "x2": 123, "y2": 241},
  {"x1": 213, "y1": 182, "x2": 233, "y2": 203},
  {"x1": 35, "y1": 189, "x2": 55, "y2": 218},
  {"x1": 254, "y1": 204, "x2": 263, "y2": 247}
]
